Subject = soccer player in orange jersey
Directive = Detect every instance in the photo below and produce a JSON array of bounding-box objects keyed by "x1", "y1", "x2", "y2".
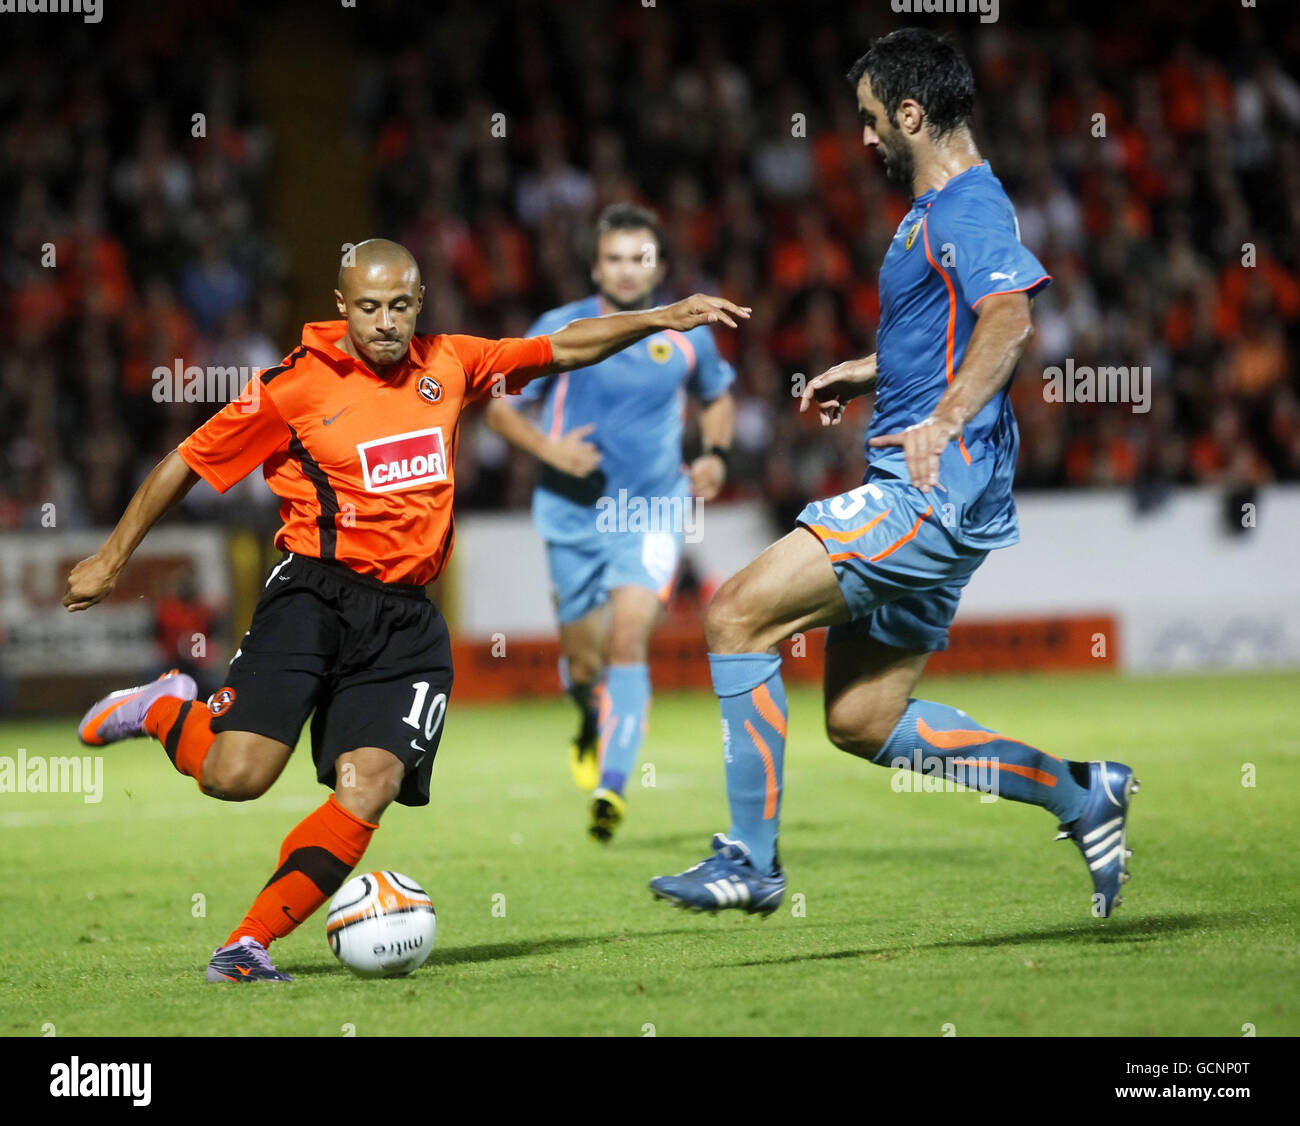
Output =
[{"x1": 66, "y1": 239, "x2": 749, "y2": 982}]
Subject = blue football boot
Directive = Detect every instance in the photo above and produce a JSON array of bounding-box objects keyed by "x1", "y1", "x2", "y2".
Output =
[
  {"x1": 1055, "y1": 761, "x2": 1139, "y2": 918},
  {"x1": 649, "y1": 833, "x2": 786, "y2": 916}
]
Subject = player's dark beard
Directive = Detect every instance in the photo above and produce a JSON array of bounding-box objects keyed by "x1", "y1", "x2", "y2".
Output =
[
  {"x1": 880, "y1": 135, "x2": 916, "y2": 190},
  {"x1": 598, "y1": 286, "x2": 654, "y2": 312}
]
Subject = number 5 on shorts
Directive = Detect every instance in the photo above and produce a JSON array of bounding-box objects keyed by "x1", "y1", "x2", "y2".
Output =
[{"x1": 828, "y1": 481, "x2": 885, "y2": 521}]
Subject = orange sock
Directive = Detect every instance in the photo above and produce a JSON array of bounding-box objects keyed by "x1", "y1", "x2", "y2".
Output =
[
  {"x1": 224, "y1": 795, "x2": 378, "y2": 949},
  {"x1": 143, "y1": 696, "x2": 215, "y2": 786}
]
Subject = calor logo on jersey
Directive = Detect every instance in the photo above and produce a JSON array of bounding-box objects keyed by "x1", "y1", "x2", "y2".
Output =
[{"x1": 357, "y1": 427, "x2": 449, "y2": 493}]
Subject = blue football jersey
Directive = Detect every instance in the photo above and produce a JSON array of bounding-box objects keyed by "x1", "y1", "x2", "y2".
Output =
[
  {"x1": 870, "y1": 162, "x2": 1049, "y2": 549},
  {"x1": 510, "y1": 295, "x2": 735, "y2": 543}
]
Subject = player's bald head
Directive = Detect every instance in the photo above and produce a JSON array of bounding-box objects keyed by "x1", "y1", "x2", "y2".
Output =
[
  {"x1": 334, "y1": 239, "x2": 425, "y2": 371},
  {"x1": 337, "y1": 239, "x2": 421, "y2": 299}
]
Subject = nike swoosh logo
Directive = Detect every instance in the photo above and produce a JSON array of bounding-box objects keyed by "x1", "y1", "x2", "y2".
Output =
[
  {"x1": 237, "y1": 966, "x2": 252, "y2": 976},
  {"x1": 322, "y1": 408, "x2": 349, "y2": 426},
  {"x1": 282, "y1": 905, "x2": 303, "y2": 925}
]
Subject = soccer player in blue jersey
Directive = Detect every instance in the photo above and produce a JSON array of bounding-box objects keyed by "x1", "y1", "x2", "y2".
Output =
[
  {"x1": 486, "y1": 203, "x2": 736, "y2": 842},
  {"x1": 649, "y1": 28, "x2": 1138, "y2": 918}
]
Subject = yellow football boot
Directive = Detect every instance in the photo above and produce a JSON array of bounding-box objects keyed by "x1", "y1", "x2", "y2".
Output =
[
  {"x1": 569, "y1": 733, "x2": 601, "y2": 792},
  {"x1": 588, "y1": 788, "x2": 625, "y2": 843}
]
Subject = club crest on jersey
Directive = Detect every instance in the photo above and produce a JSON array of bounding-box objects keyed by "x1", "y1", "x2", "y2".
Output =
[
  {"x1": 904, "y1": 221, "x2": 922, "y2": 251},
  {"x1": 209, "y1": 687, "x2": 236, "y2": 717},
  {"x1": 648, "y1": 339, "x2": 673, "y2": 364},
  {"x1": 358, "y1": 427, "x2": 448, "y2": 493},
  {"x1": 417, "y1": 375, "x2": 442, "y2": 403}
]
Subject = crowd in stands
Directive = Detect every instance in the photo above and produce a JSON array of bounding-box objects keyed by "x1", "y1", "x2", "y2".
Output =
[
  {"x1": 4, "y1": 1, "x2": 1298, "y2": 534},
  {"x1": 0, "y1": 8, "x2": 284, "y2": 531}
]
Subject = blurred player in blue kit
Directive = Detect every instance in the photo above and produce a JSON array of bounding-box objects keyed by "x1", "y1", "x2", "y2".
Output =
[
  {"x1": 486, "y1": 204, "x2": 736, "y2": 842},
  {"x1": 649, "y1": 29, "x2": 1139, "y2": 918}
]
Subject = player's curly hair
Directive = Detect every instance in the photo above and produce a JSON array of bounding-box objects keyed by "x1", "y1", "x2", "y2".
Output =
[
  {"x1": 592, "y1": 202, "x2": 669, "y2": 266},
  {"x1": 847, "y1": 27, "x2": 975, "y2": 141}
]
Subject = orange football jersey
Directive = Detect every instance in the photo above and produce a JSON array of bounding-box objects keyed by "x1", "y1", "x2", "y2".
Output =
[{"x1": 178, "y1": 320, "x2": 554, "y2": 585}]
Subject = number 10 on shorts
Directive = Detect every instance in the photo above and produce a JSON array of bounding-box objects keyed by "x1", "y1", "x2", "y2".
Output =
[{"x1": 402, "y1": 681, "x2": 447, "y2": 743}]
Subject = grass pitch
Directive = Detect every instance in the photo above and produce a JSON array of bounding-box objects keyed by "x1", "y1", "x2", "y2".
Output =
[{"x1": 1, "y1": 671, "x2": 1297, "y2": 1037}]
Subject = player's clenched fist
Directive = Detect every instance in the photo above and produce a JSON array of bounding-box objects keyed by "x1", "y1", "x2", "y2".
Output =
[
  {"x1": 867, "y1": 412, "x2": 963, "y2": 493},
  {"x1": 64, "y1": 552, "x2": 120, "y2": 612},
  {"x1": 800, "y1": 354, "x2": 878, "y2": 426},
  {"x1": 544, "y1": 423, "x2": 602, "y2": 477},
  {"x1": 689, "y1": 452, "x2": 726, "y2": 501},
  {"x1": 661, "y1": 294, "x2": 751, "y2": 331}
]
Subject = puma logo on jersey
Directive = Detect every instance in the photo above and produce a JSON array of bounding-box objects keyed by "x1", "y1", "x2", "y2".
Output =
[
  {"x1": 990, "y1": 270, "x2": 1018, "y2": 283},
  {"x1": 358, "y1": 427, "x2": 448, "y2": 493}
]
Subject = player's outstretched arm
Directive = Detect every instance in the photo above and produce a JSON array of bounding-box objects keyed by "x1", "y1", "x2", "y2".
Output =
[
  {"x1": 483, "y1": 399, "x2": 602, "y2": 477},
  {"x1": 799, "y1": 353, "x2": 878, "y2": 426},
  {"x1": 64, "y1": 449, "x2": 200, "y2": 612},
  {"x1": 546, "y1": 294, "x2": 750, "y2": 372},
  {"x1": 868, "y1": 293, "x2": 1033, "y2": 491}
]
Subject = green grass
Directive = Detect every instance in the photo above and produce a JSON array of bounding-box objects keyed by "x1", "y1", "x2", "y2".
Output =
[{"x1": 2, "y1": 671, "x2": 1297, "y2": 1036}]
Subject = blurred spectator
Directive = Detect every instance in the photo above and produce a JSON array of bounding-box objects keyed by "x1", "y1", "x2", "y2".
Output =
[
  {"x1": 3, "y1": 0, "x2": 1298, "y2": 533},
  {"x1": 351, "y1": 1, "x2": 1299, "y2": 516},
  {"x1": 0, "y1": 8, "x2": 285, "y2": 531}
]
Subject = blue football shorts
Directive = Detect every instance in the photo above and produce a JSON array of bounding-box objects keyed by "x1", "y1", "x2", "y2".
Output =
[
  {"x1": 796, "y1": 477, "x2": 988, "y2": 652},
  {"x1": 545, "y1": 528, "x2": 683, "y2": 624}
]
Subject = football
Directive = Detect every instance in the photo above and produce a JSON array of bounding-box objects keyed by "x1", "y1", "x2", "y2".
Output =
[{"x1": 325, "y1": 871, "x2": 437, "y2": 978}]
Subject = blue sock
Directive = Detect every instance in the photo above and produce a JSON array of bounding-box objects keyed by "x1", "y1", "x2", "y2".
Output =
[
  {"x1": 873, "y1": 698, "x2": 1089, "y2": 822},
  {"x1": 709, "y1": 652, "x2": 787, "y2": 875},
  {"x1": 597, "y1": 664, "x2": 650, "y2": 794}
]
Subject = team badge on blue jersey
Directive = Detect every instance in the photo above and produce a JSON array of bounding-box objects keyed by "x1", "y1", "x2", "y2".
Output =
[
  {"x1": 905, "y1": 220, "x2": 922, "y2": 251},
  {"x1": 648, "y1": 339, "x2": 673, "y2": 363}
]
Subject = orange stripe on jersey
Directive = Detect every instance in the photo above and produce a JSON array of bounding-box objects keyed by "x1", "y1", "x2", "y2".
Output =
[
  {"x1": 549, "y1": 372, "x2": 570, "y2": 441},
  {"x1": 922, "y1": 219, "x2": 956, "y2": 384},
  {"x1": 661, "y1": 329, "x2": 696, "y2": 375},
  {"x1": 921, "y1": 219, "x2": 972, "y2": 466},
  {"x1": 867, "y1": 506, "x2": 933, "y2": 563},
  {"x1": 972, "y1": 277, "x2": 1051, "y2": 309}
]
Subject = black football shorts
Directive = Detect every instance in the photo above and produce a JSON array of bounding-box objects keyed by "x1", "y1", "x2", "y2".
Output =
[{"x1": 208, "y1": 552, "x2": 454, "y2": 807}]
